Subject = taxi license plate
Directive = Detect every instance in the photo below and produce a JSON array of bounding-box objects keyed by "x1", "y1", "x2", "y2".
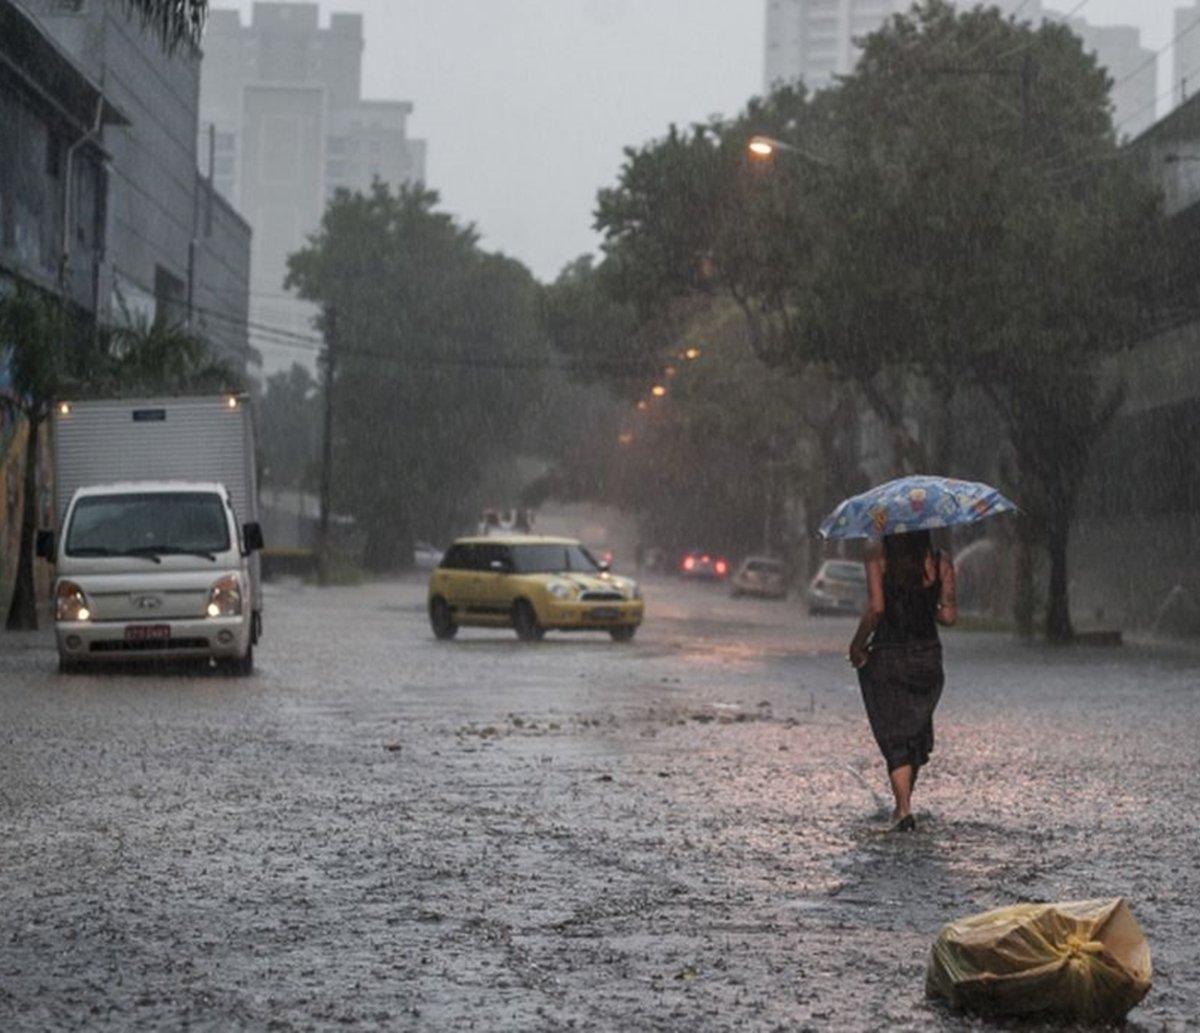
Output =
[
  {"x1": 125, "y1": 624, "x2": 170, "y2": 642},
  {"x1": 590, "y1": 608, "x2": 619, "y2": 620}
]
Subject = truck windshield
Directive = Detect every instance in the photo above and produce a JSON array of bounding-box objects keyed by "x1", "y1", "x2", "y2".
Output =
[{"x1": 65, "y1": 492, "x2": 231, "y2": 558}]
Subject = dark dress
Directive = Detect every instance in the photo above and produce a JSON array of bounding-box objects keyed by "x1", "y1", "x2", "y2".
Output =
[{"x1": 857, "y1": 553, "x2": 944, "y2": 773}]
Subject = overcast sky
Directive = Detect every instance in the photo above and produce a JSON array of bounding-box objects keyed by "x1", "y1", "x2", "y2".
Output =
[{"x1": 222, "y1": 1, "x2": 1180, "y2": 284}]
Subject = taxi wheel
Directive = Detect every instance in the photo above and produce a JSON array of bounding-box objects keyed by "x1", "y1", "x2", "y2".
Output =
[
  {"x1": 430, "y1": 596, "x2": 458, "y2": 639},
  {"x1": 513, "y1": 600, "x2": 544, "y2": 641},
  {"x1": 609, "y1": 626, "x2": 637, "y2": 642}
]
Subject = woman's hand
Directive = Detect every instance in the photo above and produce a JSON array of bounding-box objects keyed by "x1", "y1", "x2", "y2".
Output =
[{"x1": 848, "y1": 646, "x2": 869, "y2": 669}]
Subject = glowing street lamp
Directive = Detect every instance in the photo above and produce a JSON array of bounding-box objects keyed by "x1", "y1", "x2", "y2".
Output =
[
  {"x1": 748, "y1": 134, "x2": 785, "y2": 158},
  {"x1": 682, "y1": 346, "x2": 701, "y2": 361},
  {"x1": 650, "y1": 384, "x2": 667, "y2": 398},
  {"x1": 747, "y1": 134, "x2": 833, "y2": 168}
]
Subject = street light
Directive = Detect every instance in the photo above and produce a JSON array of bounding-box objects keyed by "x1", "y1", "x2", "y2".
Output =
[
  {"x1": 748, "y1": 134, "x2": 786, "y2": 158},
  {"x1": 747, "y1": 134, "x2": 833, "y2": 169}
]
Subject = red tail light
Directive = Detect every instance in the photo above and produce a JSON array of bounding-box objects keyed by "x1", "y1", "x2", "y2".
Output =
[
  {"x1": 715, "y1": 559, "x2": 728, "y2": 576},
  {"x1": 683, "y1": 556, "x2": 696, "y2": 571}
]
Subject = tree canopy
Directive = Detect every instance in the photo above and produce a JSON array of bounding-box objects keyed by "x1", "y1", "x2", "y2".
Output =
[
  {"x1": 121, "y1": 0, "x2": 207, "y2": 53},
  {"x1": 581, "y1": 0, "x2": 1172, "y2": 639},
  {"x1": 286, "y1": 182, "x2": 549, "y2": 569}
]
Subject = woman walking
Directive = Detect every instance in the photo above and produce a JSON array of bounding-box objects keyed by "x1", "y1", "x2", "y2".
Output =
[{"x1": 848, "y1": 530, "x2": 957, "y2": 832}]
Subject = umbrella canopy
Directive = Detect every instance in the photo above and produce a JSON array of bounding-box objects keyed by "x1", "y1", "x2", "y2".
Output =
[{"x1": 818, "y1": 475, "x2": 1016, "y2": 540}]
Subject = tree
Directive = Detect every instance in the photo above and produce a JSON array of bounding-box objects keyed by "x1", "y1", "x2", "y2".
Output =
[
  {"x1": 286, "y1": 183, "x2": 549, "y2": 569},
  {"x1": 792, "y1": 1, "x2": 1169, "y2": 639},
  {"x1": 119, "y1": 0, "x2": 207, "y2": 53},
  {"x1": 95, "y1": 309, "x2": 239, "y2": 396},
  {"x1": 258, "y1": 363, "x2": 321, "y2": 491}
]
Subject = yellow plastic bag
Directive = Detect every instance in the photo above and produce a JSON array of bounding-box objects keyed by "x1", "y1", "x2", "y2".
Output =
[{"x1": 926, "y1": 897, "x2": 1152, "y2": 1023}]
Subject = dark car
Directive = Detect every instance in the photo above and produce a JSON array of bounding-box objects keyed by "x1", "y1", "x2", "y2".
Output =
[
  {"x1": 678, "y1": 549, "x2": 729, "y2": 581},
  {"x1": 806, "y1": 559, "x2": 868, "y2": 615}
]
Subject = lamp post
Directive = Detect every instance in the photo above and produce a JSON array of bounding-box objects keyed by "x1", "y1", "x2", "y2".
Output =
[{"x1": 746, "y1": 134, "x2": 833, "y2": 169}]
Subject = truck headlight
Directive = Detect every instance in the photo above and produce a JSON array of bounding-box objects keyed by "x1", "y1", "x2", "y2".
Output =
[
  {"x1": 206, "y1": 574, "x2": 243, "y2": 617},
  {"x1": 55, "y1": 580, "x2": 91, "y2": 622}
]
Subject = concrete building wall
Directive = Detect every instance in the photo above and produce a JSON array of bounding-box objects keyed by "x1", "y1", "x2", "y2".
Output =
[
  {"x1": 24, "y1": 0, "x2": 251, "y2": 369},
  {"x1": 192, "y1": 178, "x2": 253, "y2": 369},
  {"x1": 0, "y1": 0, "x2": 112, "y2": 308}
]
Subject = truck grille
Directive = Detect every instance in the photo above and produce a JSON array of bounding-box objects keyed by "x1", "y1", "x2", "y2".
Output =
[{"x1": 90, "y1": 638, "x2": 209, "y2": 653}]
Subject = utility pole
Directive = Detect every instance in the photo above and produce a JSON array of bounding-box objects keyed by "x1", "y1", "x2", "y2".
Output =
[{"x1": 317, "y1": 304, "x2": 337, "y2": 585}]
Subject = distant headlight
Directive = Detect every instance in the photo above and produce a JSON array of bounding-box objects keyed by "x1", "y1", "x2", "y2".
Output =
[
  {"x1": 55, "y1": 580, "x2": 91, "y2": 622},
  {"x1": 547, "y1": 580, "x2": 575, "y2": 600},
  {"x1": 206, "y1": 573, "x2": 243, "y2": 617}
]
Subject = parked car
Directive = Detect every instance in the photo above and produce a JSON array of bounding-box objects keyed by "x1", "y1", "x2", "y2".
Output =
[
  {"x1": 427, "y1": 535, "x2": 643, "y2": 641},
  {"x1": 412, "y1": 541, "x2": 444, "y2": 570},
  {"x1": 806, "y1": 559, "x2": 868, "y2": 615},
  {"x1": 678, "y1": 549, "x2": 729, "y2": 581},
  {"x1": 730, "y1": 556, "x2": 788, "y2": 599}
]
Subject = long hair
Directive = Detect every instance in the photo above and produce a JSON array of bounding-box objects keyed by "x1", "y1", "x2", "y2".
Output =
[{"x1": 882, "y1": 530, "x2": 933, "y2": 592}]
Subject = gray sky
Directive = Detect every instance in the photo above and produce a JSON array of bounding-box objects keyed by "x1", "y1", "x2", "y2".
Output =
[{"x1": 224, "y1": 1, "x2": 1179, "y2": 284}]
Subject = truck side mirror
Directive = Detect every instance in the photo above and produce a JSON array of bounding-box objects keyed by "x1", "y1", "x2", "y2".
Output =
[
  {"x1": 36, "y1": 530, "x2": 55, "y2": 560},
  {"x1": 243, "y1": 521, "x2": 264, "y2": 553}
]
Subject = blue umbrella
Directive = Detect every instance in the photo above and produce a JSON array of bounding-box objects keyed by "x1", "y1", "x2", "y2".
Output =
[{"x1": 818, "y1": 475, "x2": 1017, "y2": 540}]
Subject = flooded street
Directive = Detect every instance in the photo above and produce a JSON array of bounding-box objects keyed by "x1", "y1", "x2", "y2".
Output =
[{"x1": 1, "y1": 574, "x2": 1197, "y2": 1031}]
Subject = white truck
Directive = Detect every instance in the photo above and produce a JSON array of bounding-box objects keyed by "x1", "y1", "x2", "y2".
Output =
[{"x1": 36, "y1": 395, "x2": 264, "y2": 674}]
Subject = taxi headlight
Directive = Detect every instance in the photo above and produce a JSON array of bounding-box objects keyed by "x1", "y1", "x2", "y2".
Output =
[
  {"x1": 547, "y1": 580, "x2": 574, "y2": 601},
  {"x1": 55, "y1": 580, "x2": 91, "y2": 622},
  {"x1": 206, "y1": 574, "x2": 243, "y2": 618},
  {"x1": 630, "y1": 581, "x2": 642, "y2": 600}
]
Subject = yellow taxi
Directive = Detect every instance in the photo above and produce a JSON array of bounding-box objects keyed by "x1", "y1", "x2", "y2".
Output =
[{"x1": 427, "y1": 535, "x2": 644, "y2": 641}]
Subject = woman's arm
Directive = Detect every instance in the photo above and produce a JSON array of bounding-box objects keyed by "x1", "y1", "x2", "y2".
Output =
[
  {"x1": 848, "y1": 548, "x2": 885, "y2": 668},
  {"x1": 936, "y1": 551, "x2": 958, "y2": 626}
]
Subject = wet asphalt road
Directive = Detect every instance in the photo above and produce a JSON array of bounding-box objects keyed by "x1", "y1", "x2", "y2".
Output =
[{"x1": 1, "y1": 573, "x2": 1197, "y2": 1031}]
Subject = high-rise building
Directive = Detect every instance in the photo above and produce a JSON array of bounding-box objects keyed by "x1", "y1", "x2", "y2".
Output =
[
  {"x1": 1175, "y1": 1, "x2": 1200, "y2": 109},
  {"x1": 762, "y1": 1, "x2": 1153, "y2": 136},
  {"x1": 764, "y1": 0, "x2": 1041, "y2": 94},
  {"x1": 199, "y1": 3, "x2": 426, "y2": 377},
  {"x1": 1062, "y1": 19, "x2": 1155, "y2": 139}
]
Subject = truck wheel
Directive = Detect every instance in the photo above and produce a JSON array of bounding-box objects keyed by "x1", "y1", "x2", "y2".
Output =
[
  {"x1": 429, "y1": 597, "x2": 458, "y2": 639},
  {"x1": 222, "y1": 644, "x2": 254, "y2": 676},
  {"x1": 513, "y1": 600, "x2": 544, "y2": 641}
]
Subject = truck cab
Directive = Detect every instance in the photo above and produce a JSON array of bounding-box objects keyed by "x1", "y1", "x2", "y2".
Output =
[{"x1": 38, "y1": 480, "x2": 263, "y2": 673}]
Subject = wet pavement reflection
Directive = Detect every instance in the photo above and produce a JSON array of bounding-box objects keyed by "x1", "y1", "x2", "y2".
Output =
[{"x1": 0, "y1": 573, "x2": 1196, "y2": 1030}]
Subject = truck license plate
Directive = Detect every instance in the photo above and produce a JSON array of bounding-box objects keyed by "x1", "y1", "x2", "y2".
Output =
[
  {"x1": 590, "y1": 608, "x2": 619, "y2": 620},
  {"x1": 125, "y1": 624, "x2": 170, "y2": 642}
]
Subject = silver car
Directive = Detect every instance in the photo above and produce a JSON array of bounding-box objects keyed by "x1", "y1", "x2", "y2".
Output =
[{"x1": 806, "y1": 559, "x2": 868, "y2": 615}]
